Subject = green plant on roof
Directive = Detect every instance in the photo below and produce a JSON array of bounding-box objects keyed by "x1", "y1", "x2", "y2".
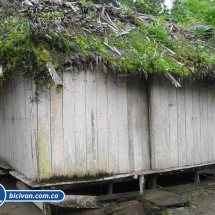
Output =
[
  {"x1": 0, "y1": 1, "x2": 215, "y2": 93},
  {"x1": 41, "y1": 11, "x2": 64, "y2": 21}
]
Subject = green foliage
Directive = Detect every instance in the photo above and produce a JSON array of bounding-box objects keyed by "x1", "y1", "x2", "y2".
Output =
[
  {"x1": 73, "y1": 34, "x2": 89, "y2": 56},
  {"x1": 166, "y1": 0, "x2": 215, "y2": 46},
  {"x1": 41, "y1": 11, "x2": 64, "y2": 21},
  {"x1": 171, "y1": 0, "x2": 215, "y2": 28},
  {"x1": 121, "y1": 0, "x2": 166, "y2": 16},
  {"x1": 0, "y1": 15, "x2": 53, "y2": 90},
  {"x1": 1, "y1": 1, "x2": 215, "y2": 92},
  {"x1": 170, "y1": 0, "x2": 189, "y2": 24}
]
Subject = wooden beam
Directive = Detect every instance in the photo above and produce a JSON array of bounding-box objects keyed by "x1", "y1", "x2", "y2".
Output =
[
  {"x1": 97, "y1": 191, "x2": 139, "y2": 202},
  {"x1": 10, "y1": 171, "x2": 135, "y2": 188},
  {"x1": 46, "y1": 62, "x2": 63, "y2": 87},
  {"x1": 10, "y1": 161, "x2": 215, "y2": 189},
  {"x1": 139, "y1": 175, "x2": 145, "y2": 194},
  {"x1": 49, "y1": 195, "x2": 99, "y2": 208}
]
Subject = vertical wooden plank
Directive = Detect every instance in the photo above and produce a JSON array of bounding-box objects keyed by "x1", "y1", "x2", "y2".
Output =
[
  {"x1": 23, "y1": 78, "x2": 34, "y2": 179},
  {"x1": 96, "y1": 69, "x2": 109, "y2": 174},
  {"x1": 37, "y1": 88, "x2": 52, "y2": 180},
  {"x1": 127, "y1": 77, "x2": 134, "y2": 172},
  {"x1": 63, "y1": 70, "x2": 76, "y2": 177},
  {"x1": 139, "y1": 77, "x2": 150, "y2": 170},
  {"x1": 117, "y1": 76, "x2": 129, "y2": 173},
  {"x1": 211, "y1": 90, "x2": 215, "y2": 162},
  {"x1": 177, "y1": 80, "x2": 186, "y2": 167},
  {"x1": 192, "y1": 81, "x2": 201, "y2": 165},
  {"x1": 29, "y1": 78, "x2": 39, "y2": 180},
  {"x1": 12, "y1": 78, "x2": 20, "y2": 171},
  {"x1": 3, "y1": 83, "x2": 7, "y2": 164},
  {"x1": 168, "y1": 78, "x2": 178, "y2": 168},
  {"x1": 107, "y1": 69, "x2": 119, "y2": 174},
  {"x1": 50, "y1": 84, "x2": 64, "y2": 177},
  {"x1": 4, "y1": 82, "x2": 11, "y2": 165},
  {"x1": 85, "y1": 69, "x2": 98, "y2": 176},
  {"x1": 159, "y1": 75, "x2": 170, "y2": 169},
  {"x1": 208, "y1": 87, "x2": 214, "y2": 162},
  {"x1": 199, "y1": 83, "x2": 209, "y2": 164},
  {"x1": 14, "y1": 74, "x2": 30, "y2": 176},
  {"x1": 0, "y1": 87, "x2": 6, "y2": 163},
  {"x1": 0, "y1": 92, "x2": 3, "y2": 161},
  {"x1": 149, "y1": 74, "x2": 159, "y2": 170},
  {"x1": 74, "y1": 70, "x2": 86, "y2": 177},
  {"x1": 131, "y1": 76, "x2": 143, "y2": 171},
  {"x1": 185, "y1": 79, "x2": 194, "y2": 165},
  {"x1": 11, "y1": 76, "x2": 20, "y2": 171},
  {"x1": 11, "y1": 79, "x2": 17, "y2": 170},
  {"x1": 6, "y1": 78, "x2": 14, "y2": 168}
]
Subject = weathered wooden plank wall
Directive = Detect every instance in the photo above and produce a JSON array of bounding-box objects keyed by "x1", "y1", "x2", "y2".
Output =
[
  {"x1": 2, "y1": 70, "x2": 215, "y2": 181},
  {"x1": 0, "y1": 75, "x2": 38, "y2": 180},
  {"x1": 0, "y1": 68, "x2": 150, "y2": 181},
  {"x1": 36, "y1": 68, "x2": 150, "y2": 180},
  {"x1": 149, "y1": 74, "x2": 215, "y2": 170}
]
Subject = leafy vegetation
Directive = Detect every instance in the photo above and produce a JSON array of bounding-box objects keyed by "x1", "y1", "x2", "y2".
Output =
[
  {"x1": 121, "y1": 0, "x2": 167, "y2": 16},
  {"x1": 170, "y1": 0, "x2": 215, "y2": 42},
  {"x1": 1, "y1": 1, "x2": 215, "y2": 92}
]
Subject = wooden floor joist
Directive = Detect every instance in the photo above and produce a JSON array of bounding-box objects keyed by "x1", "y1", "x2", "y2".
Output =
[
  {"x1": 9, "y1": 161, "x2": 215, "y2": 188},
  {"x1": 9, "y1": 171, "x2": 138, "y2": 188},
  {"x1": 0, "y1": 161, "x2": 12, "y2": 170}
]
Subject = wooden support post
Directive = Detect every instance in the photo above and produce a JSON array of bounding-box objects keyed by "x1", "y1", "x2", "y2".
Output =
[
  {"x1": 0, "y1": 65, "x2": 3, "y2": 77},
  {"x1": 149, "y1": 175, "x2": 157, "y2": 189},
  {"x1": 108, "y1": 182, "x2": 113, "y2": 195},
  {"x1": 16, "y1": 180, "x2": 43, "y2": 210},
  {"x1": 0, "y1": 170, "x2": 9, "y2": 175},
  {"x1": 194, "y1": 170, "x2": 200, "y2": 183},
  {"x1": 0, "y1": 64, "x2": 3, "y2": 87},
  {"x1": 139, "y1": 175, "x2": 145, "y2": 195},
  {"x1": 42, "y1": 203, "x2": 51, "y2": 215}
]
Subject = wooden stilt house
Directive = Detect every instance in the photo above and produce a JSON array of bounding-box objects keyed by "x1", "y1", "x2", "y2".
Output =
[{"x1": 0, "y1": 1, "x2": 215, "y2": 213}]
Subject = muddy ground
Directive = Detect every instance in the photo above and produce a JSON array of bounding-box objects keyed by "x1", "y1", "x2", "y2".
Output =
[{"x1": 1, "y1": 175, "x2": 215, "y2": 215}]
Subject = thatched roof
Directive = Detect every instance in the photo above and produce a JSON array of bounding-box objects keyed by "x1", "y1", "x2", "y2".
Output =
[{"x1": 0, "y1": 0, "x2": 215, "y2": 88}]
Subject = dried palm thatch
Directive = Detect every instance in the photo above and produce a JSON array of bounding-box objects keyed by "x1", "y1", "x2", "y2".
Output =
[{"x1": 0, "y1": 0, "x2": 215, "y2": 88}]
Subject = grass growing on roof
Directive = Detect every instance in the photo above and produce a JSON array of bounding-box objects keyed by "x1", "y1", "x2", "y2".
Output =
[{"x1": 1, "y1": 1, "x2": 215, "y2": 92}]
